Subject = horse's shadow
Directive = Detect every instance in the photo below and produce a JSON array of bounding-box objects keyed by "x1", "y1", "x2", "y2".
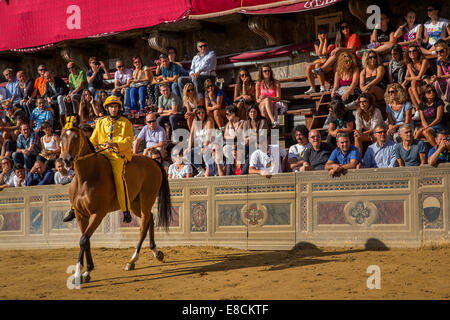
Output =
[{"x1": 82, "y1": 240, "x2": 386, "y2": 289}]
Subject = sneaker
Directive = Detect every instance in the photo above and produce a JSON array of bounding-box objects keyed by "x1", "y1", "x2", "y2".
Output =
[
  {"x1": 272, "y1": 121, "x2": 278, "y2": 128},
  {"x1": 195, "y1": 168, "x2": 206, "y2": 177},
  {"x1": 63, "y1": 208, "x2": 76, "y2": 222},
  {"x1": 412, "y1": 110, "x2": 420, "y2": 120},
  {"x1": 123, "y1": 211, "x2": 132, "y2": 223},
  {"x1": 345, "y1": 101, "x2": 358, "y2": 110},
  {"x1": 305, "y1": 87, "x2": 316, "y2": 95},
  {"x1": 320, "y1": 85, "x2": 327, "y2": 92},
  {"x1": 312, "y1": 67, "x2": 323, "y2": 75}
]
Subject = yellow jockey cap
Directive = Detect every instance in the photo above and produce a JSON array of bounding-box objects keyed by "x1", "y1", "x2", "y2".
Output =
[{"x1": 103, "y1": 95, "x2": 123, "y2": 109}]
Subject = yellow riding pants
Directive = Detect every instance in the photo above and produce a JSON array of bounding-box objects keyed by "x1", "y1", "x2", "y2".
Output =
[{"x1": 107, "y1": 155, "x2": 131, "y2": 213}]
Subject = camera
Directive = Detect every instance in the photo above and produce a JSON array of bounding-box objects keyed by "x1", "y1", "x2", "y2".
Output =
[
  {"x1": 94, "y1": 61, "x2": 100, "y2": 66},
  {"x1": 446, "y1": 136, "x2": 450, "y2": 142}
]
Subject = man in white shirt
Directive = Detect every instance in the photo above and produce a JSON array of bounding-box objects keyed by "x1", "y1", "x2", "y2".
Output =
[
  {"x1": 13, "y1": 163, "x2": 26, "y2": 187},
  {"x1": 133, "y1": 112, "x2": 167, "y2": 157},
  {"x1": 177, "y1": 40, "x2": 217, "y2": 95},
  {"x1": 287, "y1": 125, "x2": 311, "y2": 172},
  {"x1": 112, "y1": 60, "x2": 132, "y2": 111},
  {"x1": 249, "y1": 136, "x2": 287, "y2": 176},
  {"x1": 0, "y1": 157, "x2": 15, "y2": 190}
]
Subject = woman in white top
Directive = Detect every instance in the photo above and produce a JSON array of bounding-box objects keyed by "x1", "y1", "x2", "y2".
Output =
[
  {"x1": 168, "y1": 150, "x2": 192, "y2": 179},
  {"x1": 353, "y1": 93, "x2": 384, "y2": 156},
  {"x1": 182, "y1": 82, "x2": 204, "y2": 130},
  {"x1": 40, "y1": 121, "x2": 61, "y2": 168},
  {"x1": 421, "y1": 3, "x2": 450, "y2": 57},
  {"x1": 394, "y1": 9, "x2": 423, "y2": 49},
  {"x1": 187, "y1": 105, "x2": 214, "y2": 176}
]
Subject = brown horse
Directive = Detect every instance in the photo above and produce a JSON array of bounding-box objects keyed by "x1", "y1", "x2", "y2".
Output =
[{"x1": 60, "y1": 124, "x2": 172, "y2": 285}]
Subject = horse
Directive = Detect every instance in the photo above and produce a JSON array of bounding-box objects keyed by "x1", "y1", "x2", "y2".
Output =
[{"x1": 60, "y1": 123, "x2": 172, "y2": 285}]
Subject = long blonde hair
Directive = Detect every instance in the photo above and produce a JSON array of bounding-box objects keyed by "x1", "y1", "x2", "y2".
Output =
[
  {"x1": 336, "y1": 52, "x2": 358, "y2": 78},
  {"x1": 182, "y1": 83, "x2": 197, "y2": 107}
]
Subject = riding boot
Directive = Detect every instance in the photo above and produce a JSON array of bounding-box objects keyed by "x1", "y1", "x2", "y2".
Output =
[
  {"x1": 63, "y1": 207, "x2": 76, "y2": 222},
  {"x1": 123, "y1": 211, "x2": 132, "y2": 223}
]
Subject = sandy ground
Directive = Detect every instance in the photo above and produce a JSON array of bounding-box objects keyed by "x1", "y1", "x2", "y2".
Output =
[{"x1": 0, "y1": 245, "x2": 449, "y2": 300}]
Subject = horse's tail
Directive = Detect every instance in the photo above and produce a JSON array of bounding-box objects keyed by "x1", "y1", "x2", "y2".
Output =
[{"x1": 154, "y1": 159, "x2": 172, "y2": 230}]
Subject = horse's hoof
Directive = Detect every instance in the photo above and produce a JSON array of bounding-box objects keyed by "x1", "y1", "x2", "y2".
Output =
[
  {"x1": 82, "y1": 274, "x2": 91, "y2": 283},
  {"x1": 155, "y1": 251, "x2": 164, "y2": 262},
  {"x1": 73, "y1": 276, "x2": 82, "y2": 286},
  {"x1": 125, "y1": 263, "x2": 135, "y2": 271}
]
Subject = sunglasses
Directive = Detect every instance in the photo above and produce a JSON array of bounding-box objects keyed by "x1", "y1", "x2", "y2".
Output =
[
  {"x1": 375, "y1": 130, "x2": 387, "y2": 134},
  {"x1": 147, "y1": 120, "x2": 156, "y2": 123},
  {"x1": 368, "y1": 56, "x2": 377, "y2": 59},
  {"x1": 198, "y1": 44, "x2": 207, "y2": 48},
  {"x1": 359, "y1": 100, "x2": 368, "y2": 103},
  {"x1": 133, "y1": 60, "x2": 141, "y2": 64},
  {"x1": 262, "y1": 69, "x2": 271, "y2": 73},
  {"x1": 117, "y1": 65, "x2": 124, "y2": 68},
  {"x1": 187, "y1": 88, "x2": 194, "y2": 92},
  {"x1": 153, "y1": 156, "x2": 162, "y2": 161},
  {"x1": 340, "y1": 25, "x2": 349, "y2": 29},
  {"x1": 425, "y1": 90, "x2": 434, "y2": 94},
  {"x1": 310, "y1": 135, "x2": 321, "y2": 139},
  {"x1": 388, "y1": 90, "x2": 397, "y2": 94},
  {"x1": 196, "y1": 111, "x2": 205, "y2": 114},
  {"x1": 427, "y1": 8, "x2": 435, "y2": 12},
  {"x1": 436, "y1": 49, "x2": 445, "y2": 54},
  {"x1": 68, "y1": 66, "x2": 75, "y2": 69},
  {"x1": 408, "y1": 49, "x2": 418, "y2": 53},
  {"x1": 206, "y1": 85, "x2": 213, "y2": 89},
  {"x1": 226, "y1": 112, "x2": 232, "y2": 116},
  {"x1": 38, "y1": 68, "x2": 46, "y2": 71},
  {"x1": 240, "y1": 73, "x2": 249, "y2": 77}
]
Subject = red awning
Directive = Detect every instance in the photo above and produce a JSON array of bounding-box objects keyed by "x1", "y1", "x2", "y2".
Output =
[
  {"x1": 190, "y1": 0, "x2": 345, "y2": 19},
  {"x1": 0, "y1": 0, "x2": 190, "y2": 51}
]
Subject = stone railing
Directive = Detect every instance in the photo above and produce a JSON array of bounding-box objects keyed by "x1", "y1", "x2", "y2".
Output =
[{"x1": 0, "y1": 164, "x2": 448, "y2": 250}]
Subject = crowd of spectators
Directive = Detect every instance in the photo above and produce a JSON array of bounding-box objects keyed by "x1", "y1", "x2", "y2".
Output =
[{"x1": 0, "y1": 3, "x2": 449, "y2": 190}]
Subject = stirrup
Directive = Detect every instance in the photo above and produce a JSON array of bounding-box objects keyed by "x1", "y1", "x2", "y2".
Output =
[{"x1": 123, "y1": 211, "x2": 132, "y2": 223}]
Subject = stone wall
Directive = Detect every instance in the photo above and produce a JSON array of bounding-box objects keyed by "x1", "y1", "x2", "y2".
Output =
[{"x1": 0, "y1": 164, "x2": 448, "y2": 250}]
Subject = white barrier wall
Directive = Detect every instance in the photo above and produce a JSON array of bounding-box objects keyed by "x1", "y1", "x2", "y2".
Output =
[{"x1": 0, "y1": 164, "x2": 449, "y2": 250}]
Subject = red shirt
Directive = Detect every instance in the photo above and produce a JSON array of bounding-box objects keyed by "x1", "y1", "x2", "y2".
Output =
[{"x1": 343, "y1": 33, "x2": 361, "y2": 54}]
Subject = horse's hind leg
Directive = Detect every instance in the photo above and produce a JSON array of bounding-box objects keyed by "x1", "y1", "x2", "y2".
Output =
[
  {"x1": 149, "y1": 213, "x2": 164, "y2": 262},
  {"x1": 125, "y1": 197, "x2": 149, "y2": 271},
  {"x1": 82, "y1": 238, "x2": 94, "y2": 283}
]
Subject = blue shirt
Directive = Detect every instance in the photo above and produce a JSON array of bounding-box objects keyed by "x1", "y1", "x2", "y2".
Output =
[
  {"x1": 189, "y1": 50, "x2": 217, "y2": 77},
  {"x1": 5, "y1": 78, "x2": 20, "y2": 104},
  {"x1": 427, "y1": 146, "x2": 449, "y2": 164},
  {"x1": 161, "y1": 62, "x2": 184, "y2": 79},
  {"x1": 30, "y1": 108, "x2": 53, "y2": 131},
  {"x1": 328, "y1": 145, "x2": 361, "y2": 165},
  {"x1": 136, "y1": 125, "x2": 167, "y2": 148},
  {"x1": 205, "y1": 89, "x2": 232, "y2": 107},
  {"x1": 363, "y1": 140, "x2": 397, "y2": 168},
  {"x1": 386, "y1": 102, "x2": 413, "y2": 125},
  {"x1": 394, "y1": 140, "x2": 427, "y2": 166},
  {"x1": 17, "y1": 132, "x2": 41, "y2": 154},
  {"x1": 26, "y1": 168, "x2": 55, "y2": 186}
]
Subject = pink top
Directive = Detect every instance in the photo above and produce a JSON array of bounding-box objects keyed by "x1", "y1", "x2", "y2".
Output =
[
  {"x1": 339, "y1": 78, "x2": 353, "y2": 87},
  {"x1": 259, "y1": 82, "x2": 277, "y2": 97}
]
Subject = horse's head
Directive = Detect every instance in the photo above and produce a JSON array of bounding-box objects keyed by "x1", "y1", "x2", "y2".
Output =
[{"x1": 61, "y1": 116, "x2": 85, "y2": 168}]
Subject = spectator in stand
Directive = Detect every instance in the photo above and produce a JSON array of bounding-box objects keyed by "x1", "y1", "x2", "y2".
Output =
[
  {"x1": 325, "y1": 133, "x2": 361, "y2": 177},
  {"x1": 204, "y1": 78, "x2": 232, "y2": 130},
  {"x1": 28, "y1": 65, "x2": 47, "y2": 105},
  {"x1": 388, "y1": 44, "x2": 406, "y2": 85},
  {"x1": 395, "y1": 124, "x2": 427, "y2": 167},
  {"x1": 358, "y1": 12, "x2": 395, "y2": 60},
  {"x1": 3, "y1": 68, "x2": 20, "y2": 107},
  {"x1": 403, "y1": 44, "x2": 433, "y2": 119},
  {"x1": 0, "y1": 85, "x2": 6, "y2": 102},
  {"x1": 16, "y1": 71, "x2": 35, "y2": 118},
  {"x1": 129, "y1": 56, "x2": 152, "y2": 113},
  {"x1": 182, "y1": 82, "x2": 204, "y2": 130},
  {"x1": 288, "y1": 125, "x2": 311, "y2": 172},
  {"x1": 86, "y1": 56, "x2": 110, "y2": 100},
  {"x1": 394, "y1": 9, "x2": 423, "y2": 50},
  {"x1": 428, "y1": 129, "x2": 449, "y2": 165},
  {"x1": 149, "y1": 148, "x2": 169, "y2": 174},
  {"x1": 224, "y1": 105, "x2": 244, "y2": 143},
  {"x1": 112, "y1": 60, "x2": 132, "y2": 111},
  {"x1": 178, "y1": 39, "x2": 217, "y2": 96},
  {"x1": 156, "y1": 84, "x2": 184, "y2": 132},
  {"x1": 13, "y1": 122, "x2": 40, "y2": 170},
  {"x1": 256, "y1": 64, "x2": 286, "y2": 128},
  {"x1": 421, "y1": 3, "x2": 450, "y2": 57},
  {"x1": 300, "y1": 129, "x2": 334, "y2": 171},
  {"x1": 65, "y1": 62, "x2": 87, "y2": 115},
  {"x1": 133, "y1": 112, "x2": 167, "y2": 158},
  {"x1": 39, "y1": 121, "x2": 61, "y2": 168},
  {"x1": 168, "y1": 149, "x2": 192, "y2": 179},
  {"x1": 414, "y1": 84, "x2": 447, "y2": 147},
  {"x1": 95, "y1": 90, "x2": 107, "y2": 117},
  {"x1": 249, "y1": 135, "x2": 287, "y2": 176},
  {"x1": 43, "y1": 71, "x2": 69, "y2": 128},
  {"x1": 326, "y1": 99, "x2": 355, "y2": 146},
  {"x1": 234, "y1": 67, "x2": 256, "y2": 119},
  {"x1": 1, "y1": 131, "x2": 16, "y2": 159},
  {"x1": 1, "y1": 100, "x2": 27, "y2": 137},
  {"x1": 432, "y1": 41, "x2": 450, "y2": 102},
  {"x1": 54, "y1": 158, "x2": 74, "y2": 185},
  {"x1": 242, "y1": 105, "x2": 269, "y2": 154},
  {"x1": 187, "y1": 105, "x2": 214, "y2": 177},
  {"x1": 363, "y1": 124, "x2": 397, "y2": 168},
  {"x1": 354, "y1": 93, "x2": 384, "y2": 156},
  {"x1": 360, "y1": 51, "x2": 386, "y2": 105},
  {"x1": 25, "y1": 155, "x2": 54, "y2": 186},
  {"x1": 167, "y1": 47, "x2": 188, "y2": 74},
  {"x1": 305, "y1": 27, "x2": 335, "y2": 94},
  {"x1": 331, "y1": 52, "x2": 361, "y2": 108},
  {"x1": 385, "y1": 83, "x2": 414, "y2": 142},
  {"x1": 313, "y1": 22, "x2": 361, "y2": 76},
  {"x1": 0, "y1": 157, "x2": 15, "y2": 190},
  {"x1": 78, "y1": 89, "x2": 98, "y2": 124},
  {"x1": 225, "y1": 141, "x2": 249, "y2": 176},
  {"x1": 12, "y1": 163, "x2": 26, "y2": 187},
  {"x1": 30, "y1": 98, "x2": 53, "y2": 134},
  {"x1": 159, "y1": 54, "x2": 184, "y2": 97},
  {"x1": 205, "y1": 143, "x2": 225, "y2": 177}
]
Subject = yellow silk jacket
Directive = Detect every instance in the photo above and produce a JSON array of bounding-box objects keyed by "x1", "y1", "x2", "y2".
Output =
[{"x1": 90, "y1": 116, "x2": 134, "y2": 161}]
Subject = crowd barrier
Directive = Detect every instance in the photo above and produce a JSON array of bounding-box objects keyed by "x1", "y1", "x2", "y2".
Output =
[{"x1": 0, "y1": 164, "x2": 449, "y2": 250}]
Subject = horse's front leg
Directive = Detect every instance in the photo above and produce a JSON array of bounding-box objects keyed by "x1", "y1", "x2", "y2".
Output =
[{"x1": 82, "y1": 237, "x2": 94, "y2": 283}]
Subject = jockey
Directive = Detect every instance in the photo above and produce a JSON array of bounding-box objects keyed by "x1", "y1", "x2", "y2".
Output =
[{"x1": 63, "y1": 96, "x2": 134, "y2": 223}]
